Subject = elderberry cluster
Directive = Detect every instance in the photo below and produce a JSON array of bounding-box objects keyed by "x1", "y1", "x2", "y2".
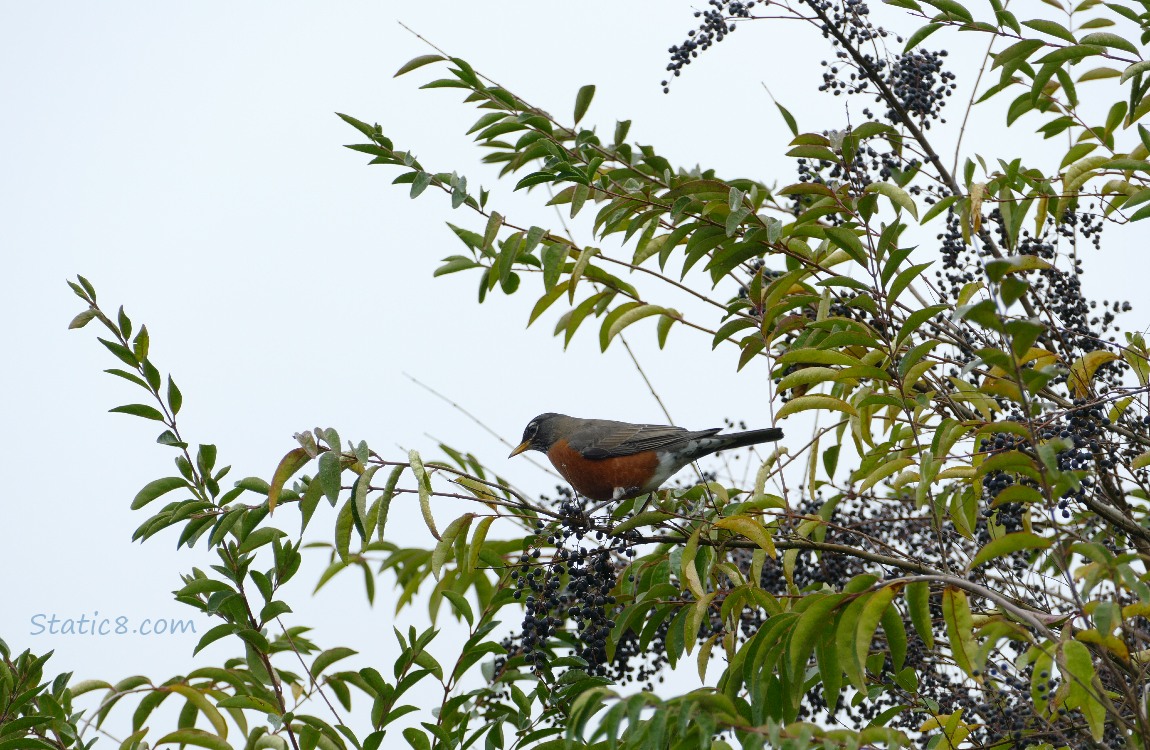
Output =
[
  {"x1": 501, "y1": 497, "x2": 652, "y2": 683},
  {"x1": 814, "y1": 0, "x2": 887, "y2": 45},
  {"x1": 661, "y1": 0, "x2": 754, "y2": 93},
  {"x1": 936, "y1": 206, "x2": 1132, "y2": 386},
  {"x1": 977, "y1": 432, "x2": 1035, "y2": 534},
  {"x1": 807, "y1": 0, "x2": 959, "y2": 133},
  {"x1": 794, "y1": 144, "x2": 923, "y2": 206},
  {"x1": 1037, "y1": 399, "x2": 1113, "y2": 519},
  {"x1": 885, "y1": 50, "x2": 956, "y2": 128}
]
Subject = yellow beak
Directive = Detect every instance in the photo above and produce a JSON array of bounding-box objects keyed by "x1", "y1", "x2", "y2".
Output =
[{"x1": 508, "y1": 440, "x2": 531, "y2": 458}]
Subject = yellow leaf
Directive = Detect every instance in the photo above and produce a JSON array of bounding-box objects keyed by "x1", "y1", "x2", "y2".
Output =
[
  {"x1": 697, "y1": 633, "x2": 720, "y2": 682},
  {"x1": 970, "y1": 182, "x2": 985, "y2": 235},
  {"x1": 715, "y1": 515, "x2": 776, "y2": 558},
  {"x1": 1068, "y1": 350, "x2": 1120, "y2": 397},
  {"x1": 1075, "y1": 628, "x2": 1130, "y2": 660},
  {"x1": 859, "y1": 457, "x2": 915, "y2": 493},
  {"x1": 454, "y1": 476, "x2": 498, "y2": 503},
  {"x1": 776, "y1": 394, "x2": 859, "y2": 420},
  {"x1": 267, "y1": 447, "x2": 310, "y2": 514},
  {"x1": 934, "y1": 466, "x2": 975, "y2": 481},
  {"x1": 682, "y1": 526, "x2": 705, "y2": 598}
]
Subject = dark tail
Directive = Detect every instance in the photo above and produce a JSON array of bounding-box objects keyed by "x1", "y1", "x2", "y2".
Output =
[{"x1": 708, "y1": 427, "x2": 782, "y2": 450}]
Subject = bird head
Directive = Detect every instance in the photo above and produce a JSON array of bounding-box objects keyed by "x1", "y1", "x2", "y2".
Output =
[{"x1": 508, "y1": 413, "x2": 566, "y2": 457}]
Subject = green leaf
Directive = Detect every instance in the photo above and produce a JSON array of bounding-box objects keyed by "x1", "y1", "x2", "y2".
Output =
[
  {"x1": 215, "y1": 695, "x2": 278, "y2": 713},
  {"x1": 969, "y1": 531, "x2": 1052, "y2": 569},
  {"x1": 776, "y1": 394, "x2": 859, "y2": 420},
  {"x1": 904, "y1": 22, "x2": 943, "y2": 52},
  {"x1": 574, "y1": 84, "x2": 595, "y2": 125},
  {"x1": 823, "y1": 226, "x2": 868, "y2": 264},
  {"x1": 167, "y1": 376, "x2": 183, "y2": 415},
  {"x1": 835, "y1": 595, "x2": 869, "y2": 691},
  {"x1": 311, "y1": 646, "x2": 358, "y2": 679},
  {"x1": 403, "y1": 728, "x2": 431, "y2": 750},
  {"x1": 657, "y1": 310, "x2": 679, "y2": 349},
  {"x1": 193, "y1": 623, "x2": 236, "y2": 656},
  {"x1": 1076, "y1": 66, "x2": 1120, "y2": 82},
  {"x1": 1021, "y1": 18, "x2": 1076, "y2": 42},
  {"x1": 394, "y1": 54, "x2": 446, "y2": 77},
  {"x1": 152, "y1": 729, "x2": 232, "y2": 750},
  {"x1": 942, "y1": 587, "x2": 977, "y2": 676},
  {"x1": 600, "y1": 304, "x2": 667, "y2": 351},
  {"x1": 169, "y1": 684, "x2": 229, "y2": 739},
  {"x1": 410, "y1": 171, "x2": 432, "y2": 198},
  {"x1": 880, "y1": 600, "x2": 908, "y2": 672},
  {"x1": 681, "y1": 526, "x2": 705, "y2": 598},
  {"x1": 816, "y1": 628, "x2": 843, "y2": 712},
  {"x1": 923, "y1": 0, "x2": 973, "y2": 21},
  {"x1": 116, "y1": 305, "x2": 132, "y2": 339},
  {"x1": 318, "y1": 451, "x2": 341, "y2": 505},
  {"x1": 1121, "y1": 59, "x2": 1150, "y2": 83},
  {"x1": 775, "y1": 102, "x2": 799, "y2": 135},
  {"x1": 431, "y1": 513, "x2": 474, "y2": 580},
  {"x1": 612, "y1": 510, "x2": 676, "y2": 533},
  {"x1": 1036, "y1": 45, "x2": 1102, "y2": 65},
  {"x1": 789, "y1": 594, "x2": 847, "y2": 676},
  {"x1": 1062, "y1": 640, "x2": 1104, "y2": 740},
  {"x1": 568, "y1": 246, "x2": 600, "y2": 303},
  {"x1": 118, "y1": 729, "x2": 147, "y2": 750},
  {"x1": 132, "y1": 326, "x2": 150, "y2": 360},
  {"x1": 777, "y1": 348, "x2": 862, "y2": 367},
  {"x1": 863, "y1": 182, "x2": 918, "y2": 218},
  {"x1": 712, "y1": 317, "x2": 758, "y2": 348},
  {"x1": 922, "y1": 194, "x2": 962, "y2": 223},
  {"x1": 132, "y1": 477, "x2": 187, "y2": 510},
  {"x1": 856, "y1": 585, "x2": 896, "y2": 670},
  {"x1": 886, "y1": 261, "x2": 932, "y2": 309},
  {"x1": 237, "y1": 527, "x2": 284, "y2": 555},
  {"x1": 984, "y1": 255, "x2": 1053, "y2": 282},
  {"x1": 337, "y1": 112, "x2": 381, "y2": 140},
  {"x1": 68, "y1": 309, "x2": 97, "y2": 329},
  {"x1": 466, "y1": 515, "x2": 494, "y2": 575},
  {"x1": 992, "y1": 39, "x2": 1045, "y2": 69},
  {"x1": 533, "y1": 244, "x2": 565, "y2": 292},
  {"x1": 334, "y1": 501, "x2": 353, "y2": 563},
  {"x1": 109, "y1": 404, "x2": 165, "y2": 421},
  {"x1": 1078, "y1": 31, "x2": 1139, "y2": 54},
  {"x1": 409, "y1": 449, "x2": 439, "y2": 540},
  {"x1": 433, "y1": 255, "x2": 479, "y2": 277}
]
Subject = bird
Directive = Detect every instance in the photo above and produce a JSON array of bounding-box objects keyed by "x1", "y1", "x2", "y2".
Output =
[{"x1": 508, "y1": 413, "x2": 784, "y2": 504}]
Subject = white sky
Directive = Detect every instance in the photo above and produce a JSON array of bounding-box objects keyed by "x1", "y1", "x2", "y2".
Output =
[{"x1": 2, "y1": 1, "x2": 1146, "y2": 745}]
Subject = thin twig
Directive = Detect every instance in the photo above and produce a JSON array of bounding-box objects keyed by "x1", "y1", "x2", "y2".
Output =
[
  {"x1": 277, "y1": 616, "x2": 346, "y2": 725},
  {"x1": 618, "y1": 335, "x2": 674, "y2": 424},
  {"x1": 403, "y1": 372, "x2": 560, "y2": 480}
]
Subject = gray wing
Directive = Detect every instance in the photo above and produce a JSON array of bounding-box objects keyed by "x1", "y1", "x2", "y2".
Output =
[{"x1": 567, "y1": 419, "x2": 722, "y2": 459}]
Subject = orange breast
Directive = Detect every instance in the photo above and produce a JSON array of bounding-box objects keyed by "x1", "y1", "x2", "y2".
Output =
[{"x1": 547, "y1": 439, "x2": 659, "y2": 502}]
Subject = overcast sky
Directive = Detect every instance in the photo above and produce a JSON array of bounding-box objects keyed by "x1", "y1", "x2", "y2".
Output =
[{"x1": 2, "y1": 2, "x2": 1145, "y2": 745}]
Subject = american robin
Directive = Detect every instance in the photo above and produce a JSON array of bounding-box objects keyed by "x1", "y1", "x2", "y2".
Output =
[{"x1": 508, "y1": 413, "x2": 784, "y2": 503}]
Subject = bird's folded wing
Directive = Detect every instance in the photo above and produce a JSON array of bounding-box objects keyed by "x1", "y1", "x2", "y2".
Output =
[{"x1": 572, "y1": 421, "x2": 722, "y2": 458}]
